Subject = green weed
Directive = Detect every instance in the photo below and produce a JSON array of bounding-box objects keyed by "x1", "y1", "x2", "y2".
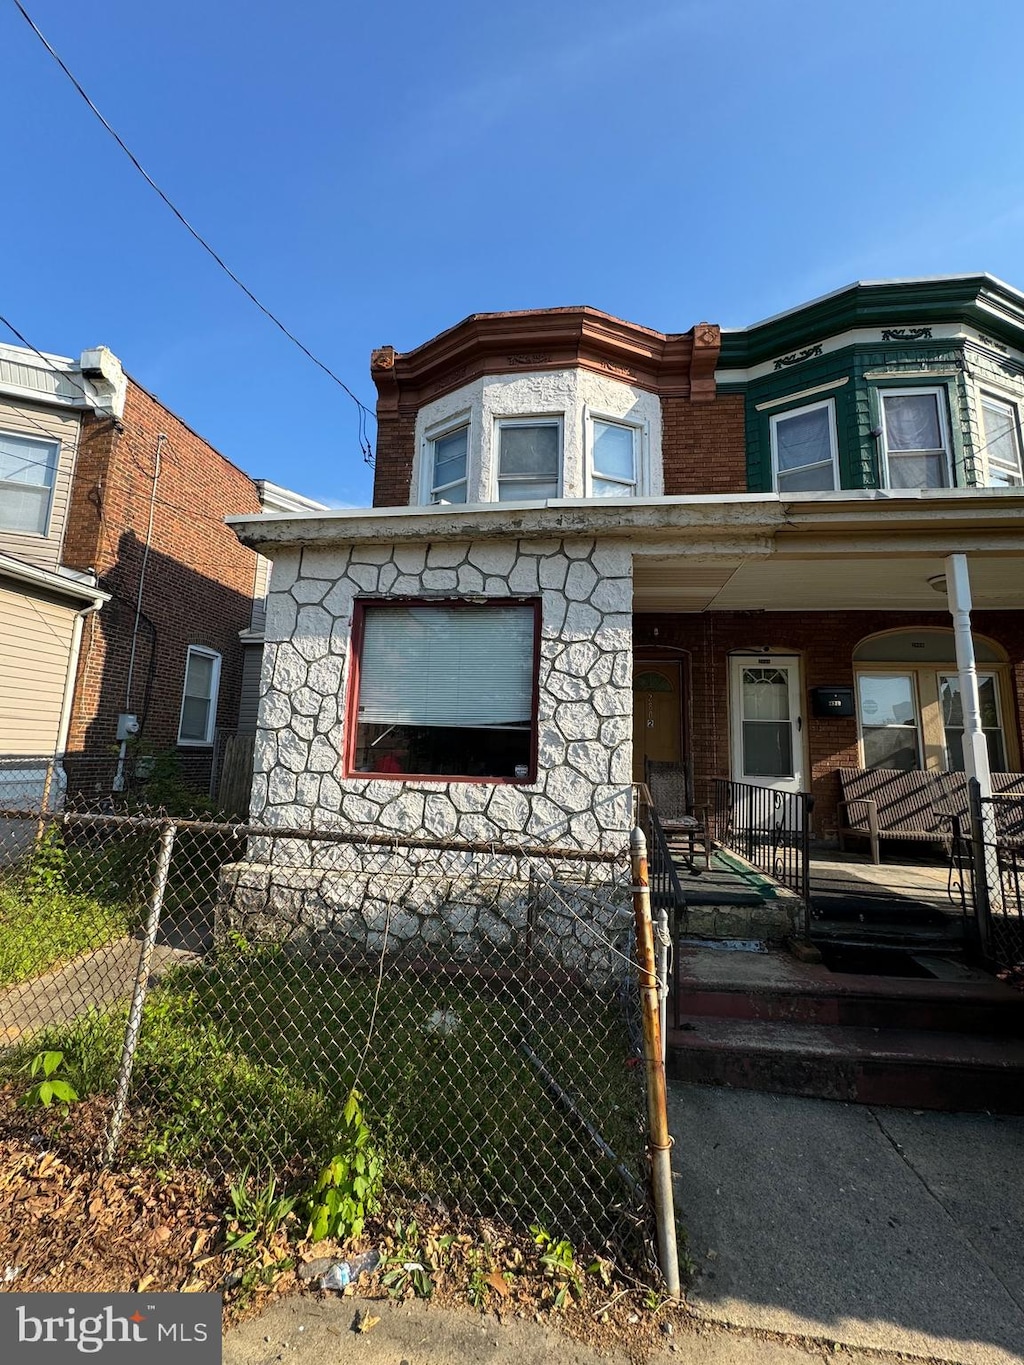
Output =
[
  {"x1": 306, "y1": 1090, "x2": 383, "y2": 1242},
  {"x1": 21, "y1": 1050, "x2": 79, "y2": 1108},
  {"x1": 224, "y1": 1171, "x2": 297, "y2": 1254}
]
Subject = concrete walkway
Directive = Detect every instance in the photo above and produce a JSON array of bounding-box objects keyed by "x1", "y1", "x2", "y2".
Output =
[
  {"x1": 670, "y1": 1084, "x2": 1024, "y2": 1365},
  {"x1": 0, "y1": 937, "x2": 195, "y2": 1043}
]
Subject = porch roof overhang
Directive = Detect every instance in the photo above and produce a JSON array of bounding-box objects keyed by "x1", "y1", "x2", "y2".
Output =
[{"x1": 227, "y1": 488, "x2": 1024, "y2": 614}]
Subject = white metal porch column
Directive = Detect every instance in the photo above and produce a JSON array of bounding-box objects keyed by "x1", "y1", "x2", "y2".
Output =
[{"x1": 945, "y1": 553, "x2": 999, "y2": 923}]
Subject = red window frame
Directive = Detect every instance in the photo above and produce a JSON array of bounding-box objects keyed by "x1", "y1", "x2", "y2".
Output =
[{"x1": 343, "y1": 596, "x2": 542, "y2": 784}]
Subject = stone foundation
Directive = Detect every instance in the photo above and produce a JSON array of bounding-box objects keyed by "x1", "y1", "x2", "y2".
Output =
[{"x1": 215, "y1": 845, "x2": 632, "y2": 987}]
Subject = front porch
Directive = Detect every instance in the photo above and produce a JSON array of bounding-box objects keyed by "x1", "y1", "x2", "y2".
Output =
[{"x1": 663, "y1": 834, "x2": 969, "y2": 958}]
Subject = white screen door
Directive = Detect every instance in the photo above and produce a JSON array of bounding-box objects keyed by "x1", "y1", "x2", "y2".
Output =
[{"x1": 729, "y1": 655, "x2": 804, "y2": 794}]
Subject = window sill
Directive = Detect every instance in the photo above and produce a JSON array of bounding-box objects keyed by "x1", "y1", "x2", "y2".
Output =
[{"x1": 346, "y1": 770, "x2": 535, "y2": 786}]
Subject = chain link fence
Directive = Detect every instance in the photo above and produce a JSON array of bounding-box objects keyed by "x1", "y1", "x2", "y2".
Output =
[{"x1": 0, "y1": 774, "x2": 655, "y2": 1272}]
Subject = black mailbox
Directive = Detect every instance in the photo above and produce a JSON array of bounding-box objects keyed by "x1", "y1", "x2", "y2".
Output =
[{"x1": 810, "y1": 686, "x2": 855, "y2": 718}]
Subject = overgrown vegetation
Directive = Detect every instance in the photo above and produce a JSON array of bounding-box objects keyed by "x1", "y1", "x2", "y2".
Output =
[
  {"x1": 0, "y1": 827, "x2": 137, "y2": 987},
  {"x1": 3, "y1": 944, "x2": 645, "y2": 1261}
]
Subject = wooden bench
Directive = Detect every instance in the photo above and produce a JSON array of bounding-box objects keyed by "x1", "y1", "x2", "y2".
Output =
[{"x1": 837, "y1": 767, "x2": 1024, "y2": 863}]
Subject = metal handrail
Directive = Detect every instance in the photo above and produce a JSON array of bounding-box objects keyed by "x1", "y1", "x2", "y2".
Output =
[
  {"x1": 711, "y1": 778, "x2": 814, "y2": 924},
  {"x1": 633, "y1": 783, "x2": 686, "y2": 913}
]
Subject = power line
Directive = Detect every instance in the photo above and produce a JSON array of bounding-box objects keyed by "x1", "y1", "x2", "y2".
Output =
[{"x1": 9, "y1": 0, "x2": 376, "y2": 467}]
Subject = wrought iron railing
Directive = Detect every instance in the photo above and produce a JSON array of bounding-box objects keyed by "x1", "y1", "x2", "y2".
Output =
[
  {"x1": 952, "y1": 779, "x2": 1024, "y2": 985},
  {"x1": 711, "y1": 778, "x2": 814, "y2": 913},
  {"x1": 633, "y1": 783, "x2": 686, "y2": 914}
]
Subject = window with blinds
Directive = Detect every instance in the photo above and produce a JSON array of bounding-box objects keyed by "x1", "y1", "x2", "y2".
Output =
[{"x1": 350, "y1": 602, "x2": 538, "y2": 779}]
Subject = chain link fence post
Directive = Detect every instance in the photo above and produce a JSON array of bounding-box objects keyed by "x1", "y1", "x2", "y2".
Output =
[
  {"x1": 630, "y1": 825, "x2": 679, "y2": 1298},
  {"x1": 655, "y1": 904, "x2": 671, "y2": 1065},
  {"x1": 103, "y1": 817, "x2": 176, "y2": 1167}
]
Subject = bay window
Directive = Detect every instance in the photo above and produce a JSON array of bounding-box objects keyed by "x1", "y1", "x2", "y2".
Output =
[{"x1": 348, "y1": 601, "x2": 538, "y2": 780}]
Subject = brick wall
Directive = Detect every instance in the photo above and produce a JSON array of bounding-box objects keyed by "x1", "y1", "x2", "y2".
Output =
[
  {"x1": 634, "y1": 610, "x2": 1024, "y2": 836},
  {"x1": 64, "y1": 379, "x2": 263, "y2": 785},
  {"x1": 661, "y1": 394, "x2": 747, "y2": 495},
  {"x1": 371, "y1": 407, "x2": 417, "y2": 507}
]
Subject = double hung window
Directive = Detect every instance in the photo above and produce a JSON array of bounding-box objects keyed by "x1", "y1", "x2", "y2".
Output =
[
  {"x1": 427, "y1": 423, "x2": 469, "y2": 504},
  {"x1": 879, "y1": 389, "x2": 952, "y2": 489},
  {"x1": 0, "y1": 431, "x2": 59, "y2": 535},
  {"x1": 979, "y1": 395, "x2": 1023, "y2": 488},
  {"x1": 769, "y1": 400, "x2": 838, "y2": 492},
  {"x1": 496, "y1": 419, "x2": 560, "y2": 500},
  {"x1": 588, "y1": 416, "x2": 639, "y2": 496},
  {"x1": 178, "y1": 647, "x2": 221, "y2": 745}
]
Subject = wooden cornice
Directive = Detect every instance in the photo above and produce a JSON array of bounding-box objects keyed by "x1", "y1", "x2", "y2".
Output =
[{"x1": 370, "y1": 308, "x2": 721, "y2": 412}]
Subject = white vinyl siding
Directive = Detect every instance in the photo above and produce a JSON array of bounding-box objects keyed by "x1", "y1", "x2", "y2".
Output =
[
  {"x1": 0, "y1": 400, "x2": 81, "y2": 570},
  {"x1": 0, "y1": 582, "x2": 76, "y2": 753}
]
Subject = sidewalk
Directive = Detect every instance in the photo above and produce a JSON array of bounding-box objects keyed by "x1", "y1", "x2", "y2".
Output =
[
  {"x1": 222, "y1": 1293, "x2": 882, "y2": 1365},
  {"x1": 669, "y1": 1084, "x2": 1024, "y2": 1365}
]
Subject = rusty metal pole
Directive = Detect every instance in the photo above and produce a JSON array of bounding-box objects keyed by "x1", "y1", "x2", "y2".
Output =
[
  {"x1": 630, "y1": 825, "x2": 680, "y2": 1299},
  {"x1": 103, "y1": 818, "x2": 176, "y2": 1167}
]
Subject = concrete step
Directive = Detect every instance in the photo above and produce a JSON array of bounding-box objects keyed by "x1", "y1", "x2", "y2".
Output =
[
  {"x1": 667, "y1": 1014, "x2": 1024, "y2": 1114},
  {"x1": 675, "y1": 944, "x2": 1024, "y2": 1035}
]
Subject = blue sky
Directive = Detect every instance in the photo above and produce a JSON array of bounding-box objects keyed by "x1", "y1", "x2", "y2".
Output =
[{"x1": 4, "y1": 0, "x2": 1024, "y2": 508}]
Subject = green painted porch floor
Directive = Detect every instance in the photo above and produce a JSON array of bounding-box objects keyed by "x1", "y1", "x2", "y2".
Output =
[{"x1": 670, "y1": 846, "x2": 782, "y2": 905}]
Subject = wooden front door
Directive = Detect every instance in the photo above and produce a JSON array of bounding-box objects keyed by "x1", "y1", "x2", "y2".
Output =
[{"x1": 632, "y1": 661, "x2": 682, "y2": 783}]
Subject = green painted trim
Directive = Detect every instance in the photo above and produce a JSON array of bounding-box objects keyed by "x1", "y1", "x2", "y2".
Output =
[{"x1": 718, "y1": 275, "x2": 1024, "y2": 368}]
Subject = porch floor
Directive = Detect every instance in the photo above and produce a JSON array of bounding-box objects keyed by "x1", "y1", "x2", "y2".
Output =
[
  {"x1": 669, "y1": 838, "x2": 969, "y2": 950},
  {"x1": 808, "y1": 845, "x2": 967, "y2": 948}
]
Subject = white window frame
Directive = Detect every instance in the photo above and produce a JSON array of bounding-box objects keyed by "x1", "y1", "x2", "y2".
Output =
[
  {"x1": 421, "y1": 414, "x2": 471, "y2": 505},
  {"x1": 978, "y1": 391, "x2": 1024, "y2": 488},
  {"x1": 583, "y1": 407, "x2": 646, "y2": 497},
  {"x1": 878, "y1": 386, "x2": 953, "y2": 490},
  {"x1": 177, "y1": 645, "x2": 222, "y2": 747},
  {"x1": 0, "y1": 429, "x2": 60, "y2": 537},
  {"x1": 855, "y1": 671, "x2": 923, "y2": 771},
  {"x1": 494, "y1": 415, "x2": 563, "y2": 501},
  {"x1": 937, "y1": 670, "x2": 1007, "y2": 772},
  {"x1": 768, "y1": 398, "x2": 839, "y2": 494}
]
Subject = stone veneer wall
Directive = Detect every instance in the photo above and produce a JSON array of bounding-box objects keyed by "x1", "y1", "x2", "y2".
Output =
[
  {"x1": 218, "y1": 536, "x2": 635, "y2": 978},
  {"x1": 250, "y1": 536, "x2": 634, "y2": 848}
]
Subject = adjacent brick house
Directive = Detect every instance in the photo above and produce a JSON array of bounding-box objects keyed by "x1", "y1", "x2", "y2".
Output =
[
  {"x1": 0, "y1": 338, "x2": 315, "y2": 805},
  {"x1": 229, "y1": 276, "x2": 1024, "y2": 875}
]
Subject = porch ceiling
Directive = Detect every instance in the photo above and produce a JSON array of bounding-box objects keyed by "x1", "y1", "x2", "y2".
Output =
[{"x1": 632, "y1": 553, "x2": 1024, "y2": 613}]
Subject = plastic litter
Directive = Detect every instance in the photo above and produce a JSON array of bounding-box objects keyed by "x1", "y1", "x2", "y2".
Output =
[{"x1": 321, "y1": 1250, "x2": 380, "y2": 1290}]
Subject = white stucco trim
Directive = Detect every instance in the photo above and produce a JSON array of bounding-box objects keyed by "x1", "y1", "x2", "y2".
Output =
[{"x1": 410, "y1": 368, "x2": 663, "y2": 506}]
